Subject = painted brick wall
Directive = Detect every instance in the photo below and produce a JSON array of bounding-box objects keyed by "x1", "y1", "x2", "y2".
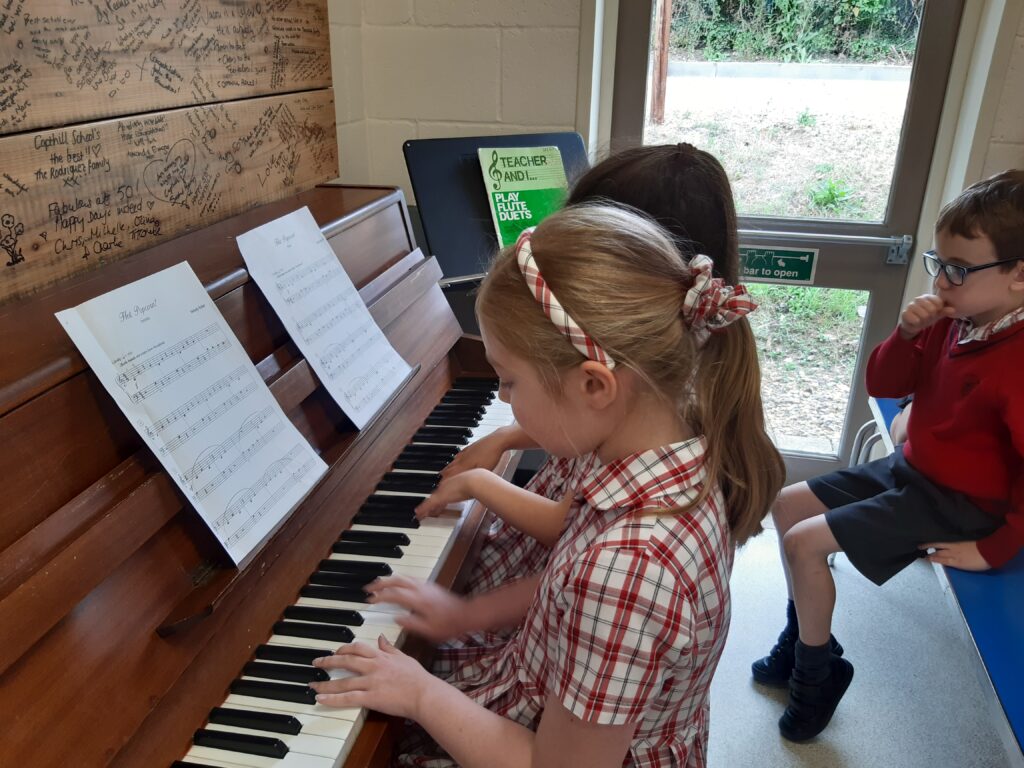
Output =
[
  {"x1": 329, "y1": 0, "x2": 583, "y2": 200},
  {"x1": 981, "y1": 12, "x2": 1024, "y2": 175},
  {"x1": 328, "y1": 0, "x2": 369, "y2": 183}
]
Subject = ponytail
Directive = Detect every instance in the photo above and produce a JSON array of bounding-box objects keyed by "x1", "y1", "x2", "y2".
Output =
[{"x1": 691, "y1": 320, "x2": 785, "y2": 544}]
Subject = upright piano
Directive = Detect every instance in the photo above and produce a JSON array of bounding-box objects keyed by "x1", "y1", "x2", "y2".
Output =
[{"x1": 0, "y1": 185, "x2": 516, "y2": 768}]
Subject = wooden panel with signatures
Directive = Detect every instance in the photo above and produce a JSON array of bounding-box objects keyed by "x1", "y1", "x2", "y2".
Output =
[
  {"x1": 0, "y1": 89, "x2": 338, "y2": 305},
  {"x1": 0, "y1": 0, "x2": 331, "y2": 135}
]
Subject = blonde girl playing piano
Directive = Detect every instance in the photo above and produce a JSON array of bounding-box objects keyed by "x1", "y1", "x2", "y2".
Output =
[
  {"x1": 439, "y1": 143, "x2": 754, "y2": 609},
  {"x1": 311, "y1": 203, "x2": 782, "y2": 767}
]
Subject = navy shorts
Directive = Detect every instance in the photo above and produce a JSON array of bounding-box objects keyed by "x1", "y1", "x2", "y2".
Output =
[{"x1": 809, "y1": 447, "x2": 999, "y2": 585}]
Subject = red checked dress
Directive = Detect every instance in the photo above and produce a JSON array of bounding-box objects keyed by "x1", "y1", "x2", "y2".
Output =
[
  {"x1": 430, "y1": 455, "x2": 590, "y2": 680},
  {"x1": 401, "y1": 437, "x2": 734, "y2": 768},
  {"x1": 463, "y1": 455, "x2": 577, "y2": 595}
]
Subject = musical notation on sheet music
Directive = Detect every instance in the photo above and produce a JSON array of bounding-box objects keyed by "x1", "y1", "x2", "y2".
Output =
[
  {"x1": 238, "y1": 207, "x2": 413, "y2": 429},
  {"x1": 56, "y1": 262, "x2": 327, "y2": 564},
  {"x1": 115, "y1": 324, "x2": 232, "y2": 404},
  {"x1": 218, "y1": 445, "x2": 322, "y2": 549}
]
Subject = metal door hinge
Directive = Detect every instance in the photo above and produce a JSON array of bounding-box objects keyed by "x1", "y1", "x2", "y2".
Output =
[{"x1": 887, "y1": 234, "x2": 913, "y2": 265}]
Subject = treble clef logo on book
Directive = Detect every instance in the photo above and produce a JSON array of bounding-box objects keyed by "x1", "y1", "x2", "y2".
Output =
[{"x1": 488, "y1": 150, "x2": 502, "y2": 191}]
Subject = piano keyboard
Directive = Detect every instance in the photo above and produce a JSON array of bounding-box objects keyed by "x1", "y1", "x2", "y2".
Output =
[{"x1": 173, "y1": 378, "x2": 513, "y2": 768}]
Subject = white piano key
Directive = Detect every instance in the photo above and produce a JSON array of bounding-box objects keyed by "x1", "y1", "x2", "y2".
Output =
[
  {"x1": 202, "y1": 722, "x2": 344, "y2": 759},
  {"x1": 185, "y1": 744, "x2": 335, "y2": 768},
  {"x1": 266, "y1": 624, "x2": 400, "y2": 651},
  {"x1": 295, "y1": 595, "x2": 406, "y2": 615}
]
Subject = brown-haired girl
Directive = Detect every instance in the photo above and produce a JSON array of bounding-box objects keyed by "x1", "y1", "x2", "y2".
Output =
[
  {"x1": 310, "y1": 204, "x2": 783, "y2": 767},
  {"x1": 441, "y1": 143, "x2": 756, "y2": 607}
]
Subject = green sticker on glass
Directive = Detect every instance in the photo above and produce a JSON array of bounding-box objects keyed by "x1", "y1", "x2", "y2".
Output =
[
  {"x1": 740, "y1": 246, "x2": 818, "y2": 285},
  {"x1": 478, "y1": 146, "x2": 569, "y2": 248}
]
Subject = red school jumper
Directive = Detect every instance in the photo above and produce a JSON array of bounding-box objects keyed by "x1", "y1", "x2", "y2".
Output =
[{"x1": 866, "y1": 317, "x2": 1024, "y2": 567}]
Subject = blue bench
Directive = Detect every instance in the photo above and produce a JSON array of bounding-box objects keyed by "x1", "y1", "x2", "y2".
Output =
[{"x1": 861, "y1": 397, "x2": 1024, "y2": 765}]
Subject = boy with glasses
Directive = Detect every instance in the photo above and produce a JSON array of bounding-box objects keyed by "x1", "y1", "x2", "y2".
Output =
[{"x1": 752, "y1": 170, "x2": 1024, "y2": 742}]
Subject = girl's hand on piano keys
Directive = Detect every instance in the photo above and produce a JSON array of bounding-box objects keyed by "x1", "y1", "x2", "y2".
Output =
[
  {"x1": 310, "y1": 634, "x2": 430, "y2": 719},
  {"x1": 440, "y1": 426, "x2": 516, "y2": 478},
  {"x1": 365, "y1": 575, "x2": 472, "y2": 642},
  {"x1": 416, "y1": 468, "x2": 487, "y2": 518}
]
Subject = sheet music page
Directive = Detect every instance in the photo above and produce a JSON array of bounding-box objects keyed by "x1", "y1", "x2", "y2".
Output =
[
  {"x1": 237, "y1": 206, "x2": 413, "y2": 429},
  {"x1": 55, "y1": 262, "x2": 327, "y2": 565}
]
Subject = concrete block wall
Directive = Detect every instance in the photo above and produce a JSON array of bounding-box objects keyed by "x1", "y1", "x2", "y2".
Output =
[
  {"x1": 981, "y1": 11, "x2": 1024, "y2": 176},
  {"x1": 328, "y1": 0, "x2": 369, "y2": 183},
  {"x1": 327, "y1": 0, "x2": 584, "y2": 200}
]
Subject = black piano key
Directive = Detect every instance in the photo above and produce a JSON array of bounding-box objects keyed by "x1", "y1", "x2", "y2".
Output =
[
  {"x1": 302, "y1": 584, "x2": 371, "y2": 603},
  {"x1": 383, "y1": 470, "x2": 441, "y2": 481},
  {"x1": 230, "y1": 679, "x2": 317, "y2": 705},
  {"x1": 243, "y1": 660, "x2": 329, "y2": 684},
  {"x1": 286, "y1": 604, "x2": 365, "y2": 626},
  {"x1": 318, "y1": 557, "x2": 393, "y2": 576},
  {"x1": 377, "y1": 477, "x2": 438, "y2": 493},
  {"x1": 364, "y1": 494, "x2": 422, "y2": 510},
  {"x1": 273, "y1": 620, "x2": 355, "y2": 644},
  {"x1": 209, "y1": 706, "x2": 303, "y2": 735},
  {"x1": 306, "y1": 570, "x2": 376, "y2": 588},
  {"x1": 358, "y1": 508, "x2": 421, "y2": 523},
  {"x1": 340, "y1": 530, "x2": 411, "y2": 546},
  {"x1": 359, "y1": 505, "x2": 424, "y2": 519},
  {"x1": 441, "y1": 393, "x2": 492, "y2": 405},
  {"x1": 308, "y1": 570, "x2": 376, "y2": 589},
  {"x1": 193, "y1": 728, "x2": 288, "y2": 759},
  {"x1": 416, "y1": 423, "x2": 474, "y2": 434},
  {"x1": 425, "y1": 415, "x2": 480, "y2": 427},
  {"x1": 352, "y1": 512, "x2": 420, "y2": 529},
  {"x1": 415, "y1": 426, "x2": 473, "y2": 438},
  {"x1": 431, "y1": 404, "x2": 485, "y2": 417},
  {"x1": 399, "y1": 444, "x2": 460, "y2": 459},
  {"x1": 412, "y1": 431, "x2": 469, "y2": 446},
  {"x1": 331, "y1": 540, "x2": 406, "y2": 558},
  {"x1": 393, "y1": 457, "x2": 450, "y2": 472},
  {"x1": 255, "y1": 644, "x2": 333, "y2": 666}
]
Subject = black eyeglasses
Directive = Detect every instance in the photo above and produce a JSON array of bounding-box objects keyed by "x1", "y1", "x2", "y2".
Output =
[{"x1": 922, "y1": 250, "x2": 1021, "y2": 286}]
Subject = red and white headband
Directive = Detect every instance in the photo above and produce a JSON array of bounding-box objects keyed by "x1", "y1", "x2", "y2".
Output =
[
  {"x1": 515, "y1": 228, "x2": 616, "y2": 369},
  {"x1": 514, "y1": 230, "x2": 757, "y2": 363}
]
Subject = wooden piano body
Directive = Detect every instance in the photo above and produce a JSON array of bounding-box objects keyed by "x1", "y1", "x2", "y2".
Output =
[{"x1": 0, "y1": 185, "x2": 511, "y2": 767}]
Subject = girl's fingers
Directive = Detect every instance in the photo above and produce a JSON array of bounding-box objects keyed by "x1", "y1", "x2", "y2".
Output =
[
  {"x1": 367, "y1": 584, "x2": 421, "y2": 609},
  {"x1": 315, "y1": 691, "x2": 368, "y2": 708},
  {"x1": 395, "y1": 613, "x2": 433, "y2": 637},
  {"x1": 367, "y1": 574, "x2": 418, "y2": 592},
  {"x1": 313, "y1": 644, "x2": 378, "y2": 666},
  {"x1": 309, "y1": 673, "x2": 367, "y2": 694}
]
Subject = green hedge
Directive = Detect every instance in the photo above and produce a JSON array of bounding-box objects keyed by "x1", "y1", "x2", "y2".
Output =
[{"x1": 671, "y1": 0, "x2": 923, "y2": 63}]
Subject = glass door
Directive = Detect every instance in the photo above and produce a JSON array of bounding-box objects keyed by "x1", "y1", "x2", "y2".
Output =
[{"x1": 612, "y1": 0, "x2": 963, "y2": 480}]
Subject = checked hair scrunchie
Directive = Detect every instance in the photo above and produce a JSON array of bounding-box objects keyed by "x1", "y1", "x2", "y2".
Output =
[{"x1": 682, "y1": 254, "x2": 757, "y2": 346}]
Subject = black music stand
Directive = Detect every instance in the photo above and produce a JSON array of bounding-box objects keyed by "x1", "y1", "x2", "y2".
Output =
[{"x1": 403, "y1": 132, "x2": 589, "y2": 284}]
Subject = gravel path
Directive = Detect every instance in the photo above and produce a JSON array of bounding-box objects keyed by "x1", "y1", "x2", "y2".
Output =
[{"x1": 646, "y1": 72, "x2": 904, "y2": 453}]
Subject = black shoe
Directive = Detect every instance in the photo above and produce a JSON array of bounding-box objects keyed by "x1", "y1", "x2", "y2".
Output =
[
  {"x1": 778, "y1": 655, "x2": 854, "y2": 742},
  {"x1": 751, "y1": 633, "x2": 845, "y2": 687}
]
